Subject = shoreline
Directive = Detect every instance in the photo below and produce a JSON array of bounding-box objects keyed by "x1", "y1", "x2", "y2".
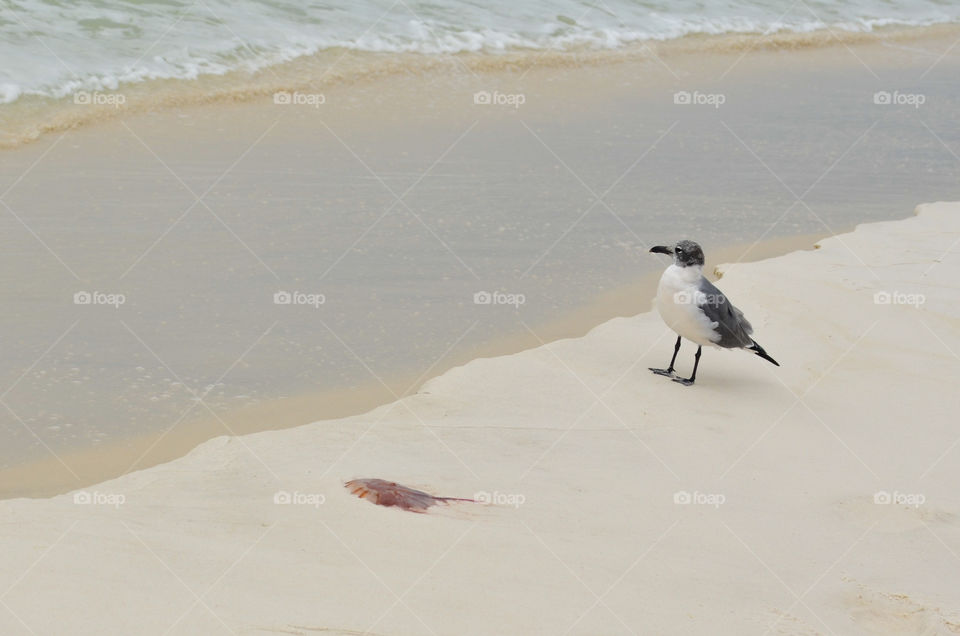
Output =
[
  {"x1": 0, "y1": 202, "x2": 956, "y2": 634},
  {"x1": 0, "y1": 229, "x2": 834, "y2": 499},
  {"x1": 4, "y1": 20, "x2": 957, "y2": 500},
  {"x1": 3, "y1": 21, "x2": 960, "y2": 150}
]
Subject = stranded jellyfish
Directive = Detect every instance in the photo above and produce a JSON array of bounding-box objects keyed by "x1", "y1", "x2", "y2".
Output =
[{"x1": 345, "y1": 478, "x2": 474, "y2": 513}]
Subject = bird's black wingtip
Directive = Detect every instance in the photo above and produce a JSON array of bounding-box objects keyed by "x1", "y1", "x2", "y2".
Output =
[{"x1": 749, "y1": 341, "x2": 780, "y2": 367}]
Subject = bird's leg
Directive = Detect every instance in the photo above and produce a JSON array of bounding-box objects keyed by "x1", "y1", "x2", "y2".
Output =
[
  {"x1": 650, "y1": 336, "x2": 681, "y2": 377},
  {"x1": 673, "y1": 346, "x2": 702, "y2": 386}
]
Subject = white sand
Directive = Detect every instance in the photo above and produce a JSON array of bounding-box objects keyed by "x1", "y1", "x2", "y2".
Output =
[{"x1": 1, "y1": 203, "x2": 958, "y2": 635}]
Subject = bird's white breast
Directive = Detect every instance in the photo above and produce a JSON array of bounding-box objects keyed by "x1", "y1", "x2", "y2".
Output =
[{"x1": 654, "y1": 264, "x2": 721, "y2": 347}]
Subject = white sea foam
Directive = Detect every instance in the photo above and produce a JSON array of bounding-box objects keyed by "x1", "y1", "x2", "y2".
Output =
[{"x1": 1, "y1": 0, "x2": 958, "y2": 104}]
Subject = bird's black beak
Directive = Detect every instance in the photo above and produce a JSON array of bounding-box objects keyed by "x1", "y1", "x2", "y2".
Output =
[{"x1": 649, "y1": 245, "x2": 672, "y2": 255}]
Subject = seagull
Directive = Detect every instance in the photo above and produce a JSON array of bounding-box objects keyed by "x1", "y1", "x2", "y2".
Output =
[{"x1": 648, "y1": 240, "x2": 779, "y2": 385}]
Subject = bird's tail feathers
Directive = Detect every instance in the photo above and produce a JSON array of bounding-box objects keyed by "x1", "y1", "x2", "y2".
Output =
[{"x1": 749, "y1": 341, "x2": 780, "y2": 366}]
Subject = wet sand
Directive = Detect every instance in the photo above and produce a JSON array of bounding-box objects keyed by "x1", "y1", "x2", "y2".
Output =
[{"x1": 0, "y1": 230, "x2": 829, "y2": 498}]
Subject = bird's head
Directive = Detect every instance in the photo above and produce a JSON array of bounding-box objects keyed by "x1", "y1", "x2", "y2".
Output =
[{"x1": 649, "y1": 240, "x2": 705, "y2": 268}]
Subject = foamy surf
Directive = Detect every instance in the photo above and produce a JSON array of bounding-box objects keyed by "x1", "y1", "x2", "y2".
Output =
[
  {"x1": 2, "y1": 0, "x2": 960, "y2": 107},
  {"x1": 1, "y1": 19, "x2": 959, "y2": 151}
]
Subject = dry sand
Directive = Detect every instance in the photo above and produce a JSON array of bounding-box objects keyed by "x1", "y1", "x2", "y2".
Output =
[{"x1": 0, "y1": 202, "x2": 957, "y2": 635}]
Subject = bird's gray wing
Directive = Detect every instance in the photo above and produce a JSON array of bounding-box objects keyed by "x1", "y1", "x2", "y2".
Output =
[{"x1": 697, "y1": 277, "x2": 754, "y2": 348}]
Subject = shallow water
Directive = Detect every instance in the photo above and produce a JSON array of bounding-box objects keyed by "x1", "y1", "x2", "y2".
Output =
[{"x1": 0, "y1": 32, "x2": 958, "y2": 487}]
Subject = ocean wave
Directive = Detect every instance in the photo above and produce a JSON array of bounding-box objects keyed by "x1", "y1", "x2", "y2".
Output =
[{"x1": 2, "y1": 0, "x2": 959, "y2": 105}]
